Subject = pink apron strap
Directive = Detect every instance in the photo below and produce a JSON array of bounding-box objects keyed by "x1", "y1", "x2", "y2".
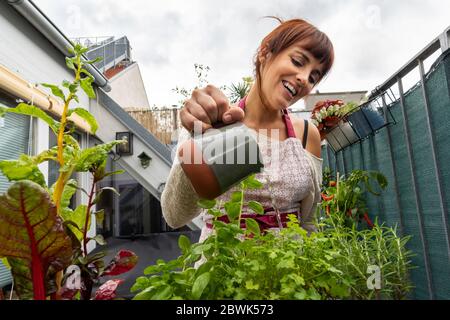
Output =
[{"x1": 281, "y1": 109, "x2": 297, "y2": 139}]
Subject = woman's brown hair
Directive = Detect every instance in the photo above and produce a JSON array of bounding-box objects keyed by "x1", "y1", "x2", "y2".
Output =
[{"x1": 255, "y1": 17, "x2": 334, "y2": 107}]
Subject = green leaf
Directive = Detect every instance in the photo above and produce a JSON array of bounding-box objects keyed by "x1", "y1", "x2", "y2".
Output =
[
  {"x1": 207, "y1": 208, "x2": 222, "y2": 218},
  {"x1": 247, "y1": 201, "x2": 264, "y2": 215},
  {"x1": 178, "y1": 235, "x2": 191, "y2": 254},
  {"x1": 243, "y1": 175, "x2": 263, "y2": 190},
  {"x1": 84, "y1": 57, "x2": 103, "y2": 65},
  {"x1": 67, "y1": 108, "x2": 98, "y2": 134},
  {"x1": 194, "y1": 261, "x2": 213, "y2": 278},
  {"x1": 60, "y1": 179, "x2": 77, "y2": 212},
  {"x1": 80, "y1": 69, "x2": 94, "y2": 78},
  {"x1": 0, "y1": 181, "x2": 73, "y2": 299},
  {"x1": 224, "y1": 202, "x2": 241, "y2": 221},
  {"x1": 151, "y1": 286, "x2": 173, "y2": 300},
  {"x1": 61, "y1": 205, "x2": 89, "y2": 241},
  {"x1": 74, "y1": 44, "x2": 89, "y2": 55},
  {"x1": 328, "y1": 266, "x2": 343, "y2": 275},
  {"x1": 93, "y1": 187, "x2": 120, "y2": 205},
  {"x1": 62, "y1": 80, "x2": 78, "y2": 94},
  {"x1": 80, "y1": 76, "x2": 95, "y2": 99},
  {"x1": 245, "y1": 218, "x2": 260, "y2": 236},
  {"x1": 93, "y1": 234, "x2": 106, "y2": 245},
  {"x1": 75, "y1": 141, "x2": 122, "y2": 172},
  {"x1": 231, "y1": 191, "x2": 242, "y2": 202},
  {"x1": 330, "y1": 283, "x2": 350, "y2": 298},
  {"x1": 276, "y1": 257, "x2": 295, "y2": 270},
  {"x1": 192, "y1": 272, "x2": 210, "y2": 299},
  {"x1": 95, "y1": 209, "x2": 105, "y2": 226},
  {"x1": 307, "y1": 288, "x2": 322, "y2": 300},
  {"x1": 245, "y1": 280, "x2": 259, "y2": 290},
  {"x1": 33, "y1": 148, "x2": 58, "y2": 163},
  {"x1": 65, "y1": 57, "x2": 76, "y2": 70},
  {"x1": 192, "y1": 243, "x2": 214, "y2": 255},
  {"x1": 0, "y1": 154, "x2": 47, "y2": 188},
  {"x1": 41, "y1": 83, "x2": 66, "y2": 101},
  {"x1": 133, "y1": 286, "x2": 157, "y2": 300},
  {"x1": 197, "y1": 199, "x2": 216, "y2": 209},
  {"x1": 130, "y1": 277, "x2": 150, "y2": 292},
  {"x1": 1, "y1": 103, "x2": 59, "y2": 133},
  {"x1": 374, "y1": 172, "x2": 388, "y2": 189},
  {"x1": 294, "y1": 289, "x2": 307, "y2": 300},
  {"x1": 144, "y1": 264, "x2": 165, "y2": 275}
]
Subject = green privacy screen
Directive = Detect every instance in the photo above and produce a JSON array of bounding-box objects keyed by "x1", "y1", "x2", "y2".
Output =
[{"x1": 322, "y1": 50, "x2": 450, "y2": 300}]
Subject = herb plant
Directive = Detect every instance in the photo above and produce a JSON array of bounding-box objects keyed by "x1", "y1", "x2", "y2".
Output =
[{"x1": 131, "y1": 173, "x2": 413, "y2": 300}]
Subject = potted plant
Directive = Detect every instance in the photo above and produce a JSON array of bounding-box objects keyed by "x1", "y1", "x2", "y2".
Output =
[
  {"x1": 310, "y1": 100, "x2": 360, "y2": 151},
  {"x1": 132, "y1": 172, "x2": 414, "y2": 300},
  {"x1": 311, "y1": 99, "x2": 343, "y2": 140},
  {"x1": 346, "y1": 99, "x2": 393, "y2": 140}
]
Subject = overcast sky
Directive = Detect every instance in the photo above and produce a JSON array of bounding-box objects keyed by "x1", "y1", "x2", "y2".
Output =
[{"x1": 34, "y1": 0, "x2": 450, "y2": 109}]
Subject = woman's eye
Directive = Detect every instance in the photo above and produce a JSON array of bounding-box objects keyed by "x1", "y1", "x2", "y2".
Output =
[
  {"x1": 292, "y1": 58, "x2": 303, "y2": 67},
  {"x1": 309, "y1": 76, "x2": 317, "y2": 85}
]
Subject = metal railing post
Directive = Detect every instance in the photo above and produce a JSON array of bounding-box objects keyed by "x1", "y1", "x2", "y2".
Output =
[
  {"x1": 418, "y1": 59, "x2": 450, "y2": 266},
  {"x1": 398, "y1": 76, "x2": 434, "y2": 299},
  {"x1": 439, "y1": 29, "x2": 449, "y2": 52},
  {"x1": 381, "y1": 94, "x2": 404, "y2": 237}
]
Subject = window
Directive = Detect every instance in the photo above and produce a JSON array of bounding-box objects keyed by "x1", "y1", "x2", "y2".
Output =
[{"x1": 0, "y1": 90, "x2": 31, "y2": 194}]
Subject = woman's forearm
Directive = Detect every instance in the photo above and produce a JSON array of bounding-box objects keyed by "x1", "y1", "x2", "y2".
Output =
[{"x1": 161, "y1": 128, "x2": 202, "y2": 229}]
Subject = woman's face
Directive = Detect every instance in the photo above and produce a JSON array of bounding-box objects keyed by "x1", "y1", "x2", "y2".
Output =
[{"x1": 259, "y1": 41, "x2": 325, "y2": 110}]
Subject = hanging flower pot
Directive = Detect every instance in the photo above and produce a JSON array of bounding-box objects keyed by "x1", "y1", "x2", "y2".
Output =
[
  {"x1": 310, "y1": 100, "x2": 360, "y2": 143},
  {"x1": 347, "y1": 99, "x2": 391, "y2": 140},
  {"x1": 323, "y1": 115, "x2": 341, "y2": 128},
  {"x1": 325, "y1": 120, "x2": 360, "y2": 152}
]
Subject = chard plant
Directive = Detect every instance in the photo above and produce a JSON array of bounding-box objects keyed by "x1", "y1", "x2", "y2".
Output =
[
  {"x1": 0, "y1": 44, "x2": 137, "y2": 300},
  {"x1": 131, "y1": 173, "x2": 414, "y2": 300}
]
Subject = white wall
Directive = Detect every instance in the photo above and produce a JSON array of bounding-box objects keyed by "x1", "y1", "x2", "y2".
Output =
[
  {"x1": 108, "y1": 63, "x2": 150, "y2": 109},
  {"x1": 90, "y1": 92, "x2": 171, "y2": 200}
]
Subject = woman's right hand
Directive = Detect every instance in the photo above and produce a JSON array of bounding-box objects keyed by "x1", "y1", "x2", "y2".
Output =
[{"x1": 180, "y1": 84, "x2": 245, "y2": 133}]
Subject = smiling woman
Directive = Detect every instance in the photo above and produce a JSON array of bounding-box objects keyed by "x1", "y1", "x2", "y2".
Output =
[
  {"x1": 254, "y1": 17, "x2": 334, "y2": 111},
  {"x1": 162, "y1": 17, "x2": 334, "y2": 242}
]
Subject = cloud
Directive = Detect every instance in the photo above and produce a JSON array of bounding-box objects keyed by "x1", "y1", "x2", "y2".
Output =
[{"x1": 33, "y1": 0, "x2": 450, "y2": 106}]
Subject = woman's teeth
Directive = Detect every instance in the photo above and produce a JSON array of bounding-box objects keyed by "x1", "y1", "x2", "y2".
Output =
[{"x1": 282, "y1": 81, "x2": 297, "y2": 96}]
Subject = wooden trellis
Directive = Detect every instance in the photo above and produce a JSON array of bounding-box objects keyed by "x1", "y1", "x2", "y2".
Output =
[{"x1": 125, "y1": 107, "x2": 181, "y2": 145}]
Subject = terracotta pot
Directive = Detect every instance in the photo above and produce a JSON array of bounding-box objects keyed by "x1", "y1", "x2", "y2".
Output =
[{"x1": 178, "y1": 122, "x2": 264, "y2": 200}]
